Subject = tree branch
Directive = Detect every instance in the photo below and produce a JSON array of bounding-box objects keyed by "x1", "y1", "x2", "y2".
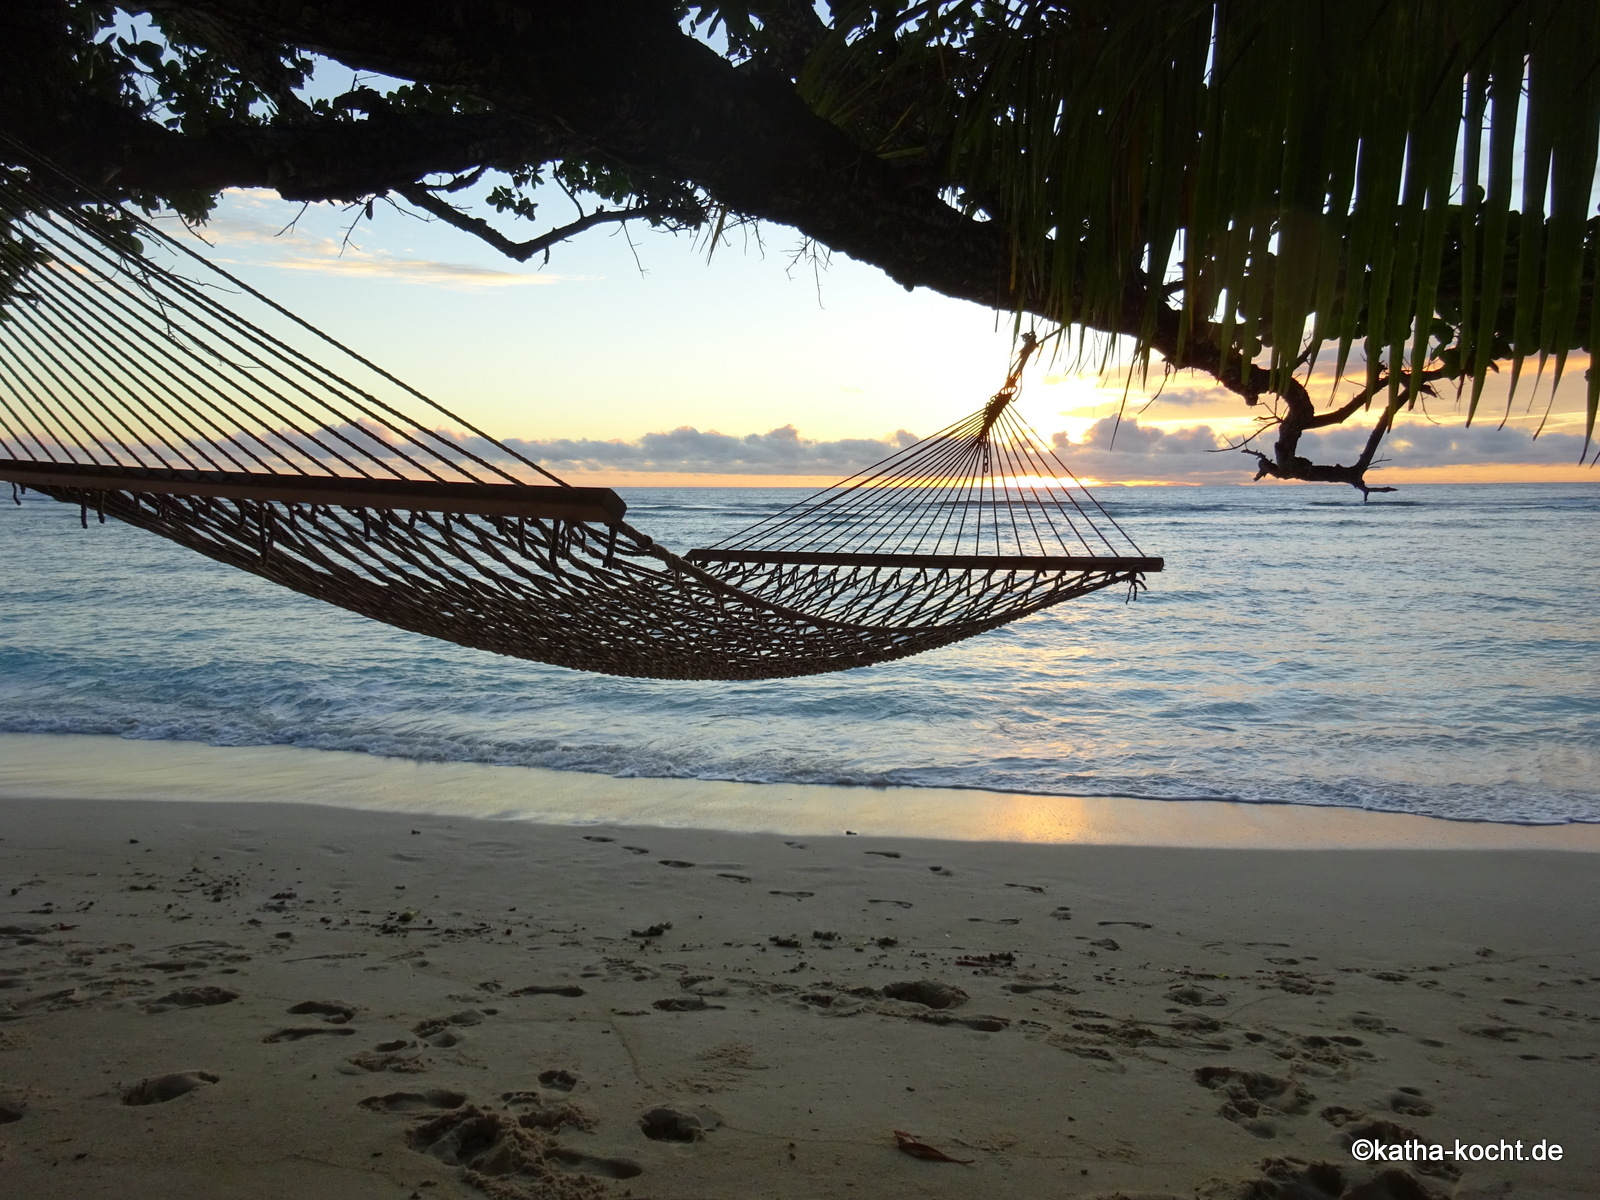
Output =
[
  {"x1": 393, "y1": 182, "x2": 670, "y2": 263},
  {"x1": 1238, "y1": 369, "x2": 1455, "y2": 496}
]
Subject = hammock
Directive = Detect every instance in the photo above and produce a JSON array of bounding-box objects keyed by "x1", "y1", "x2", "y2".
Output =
[{"x1": 0, "y1": 158, "x2": 1160, "y2": 681}]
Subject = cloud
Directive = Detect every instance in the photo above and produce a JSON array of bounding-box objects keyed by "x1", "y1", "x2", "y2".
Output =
[
  {"x1": 1138, "y1": 381, "x2": 1238, "y2": 409},
  {"x1": 162, "y1": 208, "x2": 574, "y2": 289},
  {"x1": 391, "y1": 416, "x2": 1594, "y2": 484},
  {"x1": 48, "y1": 403, "x2": 1582, "y2": 488},
  {"x1": 1299, "y1": 422, "x2": 1592, "y2": 468},
  {"x1": 28, "y1": 419, "x2": 920, "y2": 481},
  {"x1": 1037, "y1": 418, "x2": 1241, "y2": 483},
  {"x1": 455, "y1": 425, "x2": 922, "y2": 475},
  {"x1": 1037, "y1": 414, "x2": 1594, "y2": 484},
  {"x1": 267, "y1": 252, "x2": 571, "y2": 287},
  {"x1": 1072, "y1": 417, "x2": 1228, "y2": 455}
]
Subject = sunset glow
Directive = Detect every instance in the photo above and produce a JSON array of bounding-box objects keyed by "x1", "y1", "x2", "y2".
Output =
[{"x1": 176, "y1": 190, "x2": 1598, "y2": 492}]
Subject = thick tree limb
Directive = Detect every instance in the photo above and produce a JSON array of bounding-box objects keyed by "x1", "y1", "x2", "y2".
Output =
[
  {"x1": 144, "y1": 0, "x2": 1026, "y2": 312},
  {"x1": 3, "y1": 0, "x2": 1472, "y2": 492},
  {"x1": 0, "y1": 98, "x2": 569, "y2": 206}
]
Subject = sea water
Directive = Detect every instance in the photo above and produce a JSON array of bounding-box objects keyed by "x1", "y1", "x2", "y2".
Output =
[{"x1": 1, "y1": 483, "x2": 1595, "y2": 826}]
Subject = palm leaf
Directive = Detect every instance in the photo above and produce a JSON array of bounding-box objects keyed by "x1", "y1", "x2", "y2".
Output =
[{"x1": 795, "y1": 0, "x2": 1600, "y2": 447}]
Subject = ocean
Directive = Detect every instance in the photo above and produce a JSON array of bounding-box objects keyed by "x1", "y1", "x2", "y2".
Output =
[{"x1": 1, "y1": 482, "x2": 1595, "y2": 826}]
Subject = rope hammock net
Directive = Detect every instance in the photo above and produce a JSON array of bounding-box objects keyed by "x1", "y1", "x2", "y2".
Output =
[{"x1": 0, "y1": 155, "x2": 1160, "y2": 680}]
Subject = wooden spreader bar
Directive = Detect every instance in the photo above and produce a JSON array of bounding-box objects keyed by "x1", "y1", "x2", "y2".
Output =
[
  {"x1": 684, "y1": 549, "x2": 1163, "y2": 572},
  {"x1": 0, "y1": 460, "x2": 627, "y2": 524}
]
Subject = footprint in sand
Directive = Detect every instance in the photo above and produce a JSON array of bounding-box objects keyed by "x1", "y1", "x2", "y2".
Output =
[
  {"x1": 509, "y1": 1097, "x2": 598, "y2": 1132},
  {"x1": 1005, "y1": 883, "x2": 1045, "y2": 893},
  {"x1": 143, "y1": 985, "x2": 240, "y2": 1013},
  {"x1": 1098, "y1": 920, "x2": 1153, "y2": 929},
  {"x1": 548, "y1": 1146, "x2": 643, "y2": 1178},
  {"x1": 121, "y1": 1071, "x2": 219, "y2": 1106},
  {"x1": 1050, "y1": 907, "x2": 1073, "y2": 920},
  {"x1": 865, "y1": 851, "x2": 901, "y2": 859},
  {"x1": 1166, "y1": 983, "x2": 1228, "y2": 1007},
  {"x1": 640, "y1": 1105, "x2": 722, "y2": 1143},
  {"x1": 882, "y1": 980, "x2": 969, "y2": 1010},
  {"x1": 868, "y1": 899, "x2": 914, "y2": 909},
  {"x1": 1386, "y1": 1087, "x2": 1434, "y2": 1116},
  {"x1": 928, "y1": 866, "x2": 953, "y2": 876},
  {"x1": 682, "y1": 976, "x2": 731, "y2": 997},
  {"x1": 1005, "y1": 982, "x2": 1079, "y2": 995},
  {"x1": 967, "y1": 917, "x2": 1022, "y2": 925},
  {"x1": 768, "y1": 890, "x2": 815, "y2": 900},
  {"x1": 408, "y1": 1108, "x2": 642, "y2": 1179},
  {"x1": 414, "y1": 1010, "x2": 490, "y2": 1046},
  {"x1": 653, "y1": 996, "x2": 725, "y2": 1012},
  {"x1": 506, "y1": 984, "x2": 586, "y2": 998},
  {"x1": 1044, "y1": 1032, "x2": 1124, "y2": 1071},
  {"x1": 1319, "y1": 1104, "x2": 1365, "y2": 1127},
  {"x1": 359, "y1": 1088, "x2": 467, "y2": 1113},
  {"x1": 1275, "y1": 973, "x2": 1327, "y2": 995},
  {"x1": 143, "y1": 959, "x2": 211, "y2": 974},
  {"x1": 1194, "y1": 1066, "x2": 1314, "y2": 1138},
  {"x1": 0, "y1": 1098, "x2": 25, "y2": 1124},
  {"x1": 623, "y1": 846, "x2": 650, "y2": 855},
  {"x1": 582, "y1": 836, "x2": 615, "y2": 843},
  {"x1": 343, "y1": 1047, "x2": 426, "y2": 1074},
  {"x1": 263, "y1": 1026, "x2": 357, "y2": 1043},
  {"x1": 286, "y1": 999, "x2": 357, "y2": 1023},
  {"x1": 717, "y1": 873, "x2": 752, "y2": 883},
  {"x1": 1461, "y1": 1022, "x2": 1546, "y2": 1042},
  {"x1": 914, "y1": 1012, "x2": 1010, "y2": 1032},
  {"x1": 538, "y1": 1069, "x2": 579, "y2": 1092},
  {"x1": 1348, "y1": 1012, "x2": 1394, "y2": 1033},
  {"x1": 659, "y1": 860, "x2": 695, "y2": 868}
]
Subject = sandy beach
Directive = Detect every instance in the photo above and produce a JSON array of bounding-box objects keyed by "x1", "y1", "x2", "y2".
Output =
[{"x1": 1, "y1": 740, "x2": 1596, "y2": 1199}]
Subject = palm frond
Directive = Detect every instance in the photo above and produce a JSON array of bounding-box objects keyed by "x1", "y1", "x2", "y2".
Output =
[{"x1": 799, "y1": 0, "x2": 1600, "y2": 445}]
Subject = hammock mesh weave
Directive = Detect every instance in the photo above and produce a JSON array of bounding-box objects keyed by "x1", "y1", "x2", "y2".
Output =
[{"x1": 0, "y1": 158, "x2": 1160, "y2": 680}]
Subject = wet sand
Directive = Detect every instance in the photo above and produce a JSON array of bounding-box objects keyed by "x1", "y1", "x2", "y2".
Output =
[
  {"x1": 1, "y1": 743, "x2": 1597, "y2": 1199},
  {"x1": 5, "y1": 733, "x2": 1598, "y2": 850}
]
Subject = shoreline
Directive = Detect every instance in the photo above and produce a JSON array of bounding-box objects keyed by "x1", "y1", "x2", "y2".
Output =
[
  {"x1": 1, "y1": 792, "x2": 1596, "y2": 1198},
  {"x1": 3, "y1": 732, "x2": 1598, "y2": 852}
]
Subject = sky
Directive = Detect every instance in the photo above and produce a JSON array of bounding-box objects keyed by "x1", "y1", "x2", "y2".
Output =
[{"x1": 158, "y1": 183, "x2": 1600, "y2": 490}]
